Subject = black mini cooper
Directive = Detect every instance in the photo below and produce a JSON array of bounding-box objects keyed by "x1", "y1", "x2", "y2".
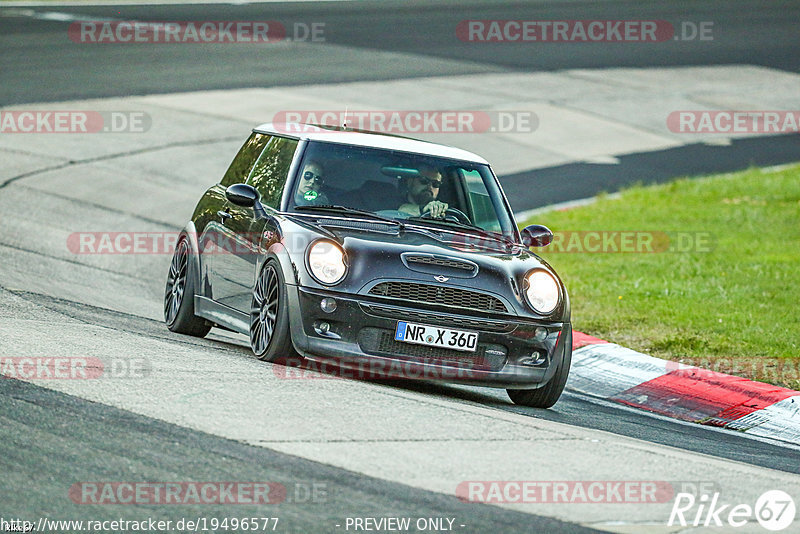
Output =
[{"x1": 165, "y1": 123, "x2": 571, "y2": 407}]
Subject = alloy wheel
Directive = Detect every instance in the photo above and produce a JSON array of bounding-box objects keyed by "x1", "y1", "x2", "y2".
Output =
[
  {"x1": 164, "y1": 239, "x2": 189, "y2": 325},
  {"x1": 251, "y1": 264, "x2": 279, "y2": 354}
]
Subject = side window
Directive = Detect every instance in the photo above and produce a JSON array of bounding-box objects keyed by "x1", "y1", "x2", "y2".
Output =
[
  {"x1": 220, "y1": 133, "x2": 271, "y2": 187},
  {"x1": 248, "y1": 136, "x2": 299, "y2": 209}
]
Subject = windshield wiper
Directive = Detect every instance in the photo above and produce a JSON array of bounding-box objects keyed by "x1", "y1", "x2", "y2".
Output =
[
  {"x1": 406, "y1": 217, "x2": 516, "y2": 249},
  {"x1": 294, "y1": 205, "x2": 404, "y2": 228}
]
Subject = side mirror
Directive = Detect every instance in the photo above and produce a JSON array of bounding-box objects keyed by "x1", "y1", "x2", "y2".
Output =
[
  {"x1": 520, "y1": 224, "x2": 553, "y2": 247},
  {"x1": 226, "y1": 184, "x2": 267, "y2": 220},
  {"x1": 226, "y1": 183, "x2": 259, "y2": 207}
]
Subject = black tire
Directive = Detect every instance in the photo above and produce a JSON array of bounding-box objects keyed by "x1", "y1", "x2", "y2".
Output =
[
  {"x1": 507, "y1": 328, "x2": 572, "y2": 409},
  {"x1": 164, "y1": 237, "x2": 211, "y2": 337},
  {"x1": 250, "y1": 260, "x2": 298, "y2": 362}
]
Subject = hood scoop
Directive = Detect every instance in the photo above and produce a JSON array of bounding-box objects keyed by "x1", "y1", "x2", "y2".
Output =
[
  {"x1": 401, "y1": 253, "x2": 478, "y2": 279},
  {"x1": 316, "y1": 218, "x2": 399, "y2": 235}
]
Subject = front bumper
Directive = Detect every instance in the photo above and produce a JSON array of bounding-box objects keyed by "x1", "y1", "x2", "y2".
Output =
[{"x1": 286, "y1": 285, "x2": 571, "y2": 388}]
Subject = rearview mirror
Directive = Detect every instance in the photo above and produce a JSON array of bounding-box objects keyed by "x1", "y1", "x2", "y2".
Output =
[
  {"x1": 520, "y1": 224, "x2": 553, "y2": 247},
  {"x1": 381, "y1": 166, "x2": 420, "y2": 179}
]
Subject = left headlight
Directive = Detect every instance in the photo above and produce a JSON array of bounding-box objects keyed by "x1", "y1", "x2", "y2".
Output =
[
  {"x1": 307, "y1": 240, "x2": 347, "y2": 285},
  {"x1": 524, "y1": 269, "x2": 560, "y2": 314}
]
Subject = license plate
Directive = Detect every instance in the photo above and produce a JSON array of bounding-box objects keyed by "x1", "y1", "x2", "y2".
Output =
[{"x1": 394, "y1": 321, "x2": 478, "y2": 352}]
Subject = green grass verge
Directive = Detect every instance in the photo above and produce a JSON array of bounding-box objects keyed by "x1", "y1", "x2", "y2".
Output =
[{"x1": 521, "y1": 163, "x2": 800, "y2": 390}]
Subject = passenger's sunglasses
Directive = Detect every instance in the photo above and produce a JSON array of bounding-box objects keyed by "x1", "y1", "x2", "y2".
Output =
[
  {"x1": 418, "y1": 176, "x2": 442, "y2": 188},
  {"x1": 303, "y1": 171, "x2": 324, "y2": 184}
]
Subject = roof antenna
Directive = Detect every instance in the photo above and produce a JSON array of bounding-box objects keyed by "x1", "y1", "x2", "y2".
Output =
[{"x1": 342, "y1": 106, "x2": 349, "y2": 130}]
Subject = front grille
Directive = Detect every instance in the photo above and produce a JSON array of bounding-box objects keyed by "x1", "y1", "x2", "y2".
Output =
[
  {"x1": 368, "y1": 282, "x2": 507, "y2": 313},
  {"x1": 358, "y1": 328, "x2": 507, "y2": 371},
  {"x1": 404, "y1": 254, "x2": 476, "y2": 272},
  {"x1": 361, "y1": 304, "x2": 514, "y2": 332}
]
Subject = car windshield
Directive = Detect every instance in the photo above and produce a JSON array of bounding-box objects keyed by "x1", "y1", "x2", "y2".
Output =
[{"x1": 288, "y1": 140, "x2": 517, "y2": 240}]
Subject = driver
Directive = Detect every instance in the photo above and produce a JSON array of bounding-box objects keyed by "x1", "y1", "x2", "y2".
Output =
[
  {"x1": 398, "y1": 163, "x2": 448, "y2": 218},
  {"x1": 295, "y1": 160, "x2": 330, "y2": 206}
]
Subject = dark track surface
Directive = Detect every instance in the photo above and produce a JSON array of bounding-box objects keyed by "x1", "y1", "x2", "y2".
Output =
[
  {"x1": 506, "y1": 134, "x2": 800, "y2": 210},
  {"x1": 1, "y1": 0, "x2": 799, "y2": 104},
  {"x1": 0, "y1": 376, "x2": 599, "y2": 533}
]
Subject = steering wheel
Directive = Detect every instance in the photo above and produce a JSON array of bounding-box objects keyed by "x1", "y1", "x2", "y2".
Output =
[{"x1": 420, "y1": 207, "x2": 471, "y2": 224}]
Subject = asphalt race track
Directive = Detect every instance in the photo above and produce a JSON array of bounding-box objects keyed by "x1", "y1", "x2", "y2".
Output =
[
  {"x1": 3, "y1": 0, "x2": 800, "y2": 103},
  {"x1": 1, "y1": 1, "x2": 799, "y2": 532}
]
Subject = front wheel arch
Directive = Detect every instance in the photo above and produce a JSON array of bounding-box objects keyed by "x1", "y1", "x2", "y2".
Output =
[{"x1": 164, "y1": 234, "x2": 211, "y2": 338}]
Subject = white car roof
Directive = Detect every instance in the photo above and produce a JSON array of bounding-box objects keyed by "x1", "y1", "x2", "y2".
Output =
[{"x1": 253, "y1": 123, "x2": 489, "y2": 164}]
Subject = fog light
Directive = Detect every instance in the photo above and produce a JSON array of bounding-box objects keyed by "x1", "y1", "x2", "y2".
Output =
[
  {"x1": 313, "y1": 321, "x2": 340, "y2": 339},
  {"x1": 519, "y1": 351, "x2": 547, "y2": 366},
  {"x1": 533, "y1": 327, "x2": 548, "y2": 342},
  {"x1": 320, "y1": 298, "x2": 337, "y2": 313}
]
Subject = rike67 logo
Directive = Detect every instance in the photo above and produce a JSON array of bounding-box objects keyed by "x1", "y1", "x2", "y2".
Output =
[{"x1": 669, "y1": 490, "x2": 796, "y2": 531}]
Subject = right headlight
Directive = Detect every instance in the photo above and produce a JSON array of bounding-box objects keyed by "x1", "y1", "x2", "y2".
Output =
[{"x1": 524, "y1": 269, "x2": 560, "y2": 314}]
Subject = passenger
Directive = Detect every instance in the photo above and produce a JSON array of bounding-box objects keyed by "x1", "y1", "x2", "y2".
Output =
[{"x1": 295, "y1": 160, "x2": 330, "y2": 206}]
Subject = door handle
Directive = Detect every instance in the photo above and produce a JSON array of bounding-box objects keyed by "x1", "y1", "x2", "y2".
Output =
[{"x1": 217, "y1": 210, "x2": 232, "y2": 223}]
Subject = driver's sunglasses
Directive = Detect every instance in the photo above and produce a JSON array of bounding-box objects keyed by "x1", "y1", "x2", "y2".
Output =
[
  {"x1": 418, "y1": 176, "x2": 442, "y2": 188},
  {"x1": 303, "y1": 171, "x2": 324, "y2": 184}
]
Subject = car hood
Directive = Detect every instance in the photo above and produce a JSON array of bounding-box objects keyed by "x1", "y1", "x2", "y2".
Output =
[{"x1": 279, "y1": 214, "x2": 565, "y2": 319}]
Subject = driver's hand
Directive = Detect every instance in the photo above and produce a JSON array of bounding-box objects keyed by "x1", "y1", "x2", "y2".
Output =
[{"x1": 423, "y1": 200, "x2": 448, "y2": 218}]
